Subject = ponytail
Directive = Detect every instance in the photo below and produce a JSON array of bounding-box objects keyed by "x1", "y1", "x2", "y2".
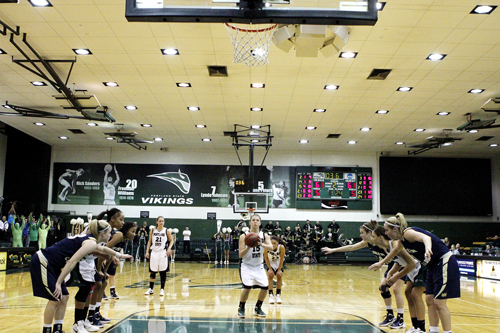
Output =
[{"x1": 96, "y1": 208, "x2": 122, "y2": 223}]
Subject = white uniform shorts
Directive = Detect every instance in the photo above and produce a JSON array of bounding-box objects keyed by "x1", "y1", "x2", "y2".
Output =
[
  {"x1": 78, "y1": 258, "x2": 96, "y2": 282},
  {"x1": 150, "y1": 249, "x2": 168, "y2": 272},
  {"x1": 240, "y1": 263, "x2": 268, "y2": 289}
]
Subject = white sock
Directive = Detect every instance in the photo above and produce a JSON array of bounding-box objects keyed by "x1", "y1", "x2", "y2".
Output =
[
  {"x1": 386, "y1": 305, "x2": 393, "y2": 310},
  {"x1": 397, "y1": 308, "x2": 404, "y2": 314},
  {"x1": 429, "y1": 326, "x2": 440, "y2": 332}
]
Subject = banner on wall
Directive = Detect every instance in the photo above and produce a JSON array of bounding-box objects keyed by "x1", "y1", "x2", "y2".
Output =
[
  {"x1": 52, "y1": 163, "x2": 295, "y2": 208},
  {"x1": 477, "y1": 259, "x2": 500, "y2": 281}
]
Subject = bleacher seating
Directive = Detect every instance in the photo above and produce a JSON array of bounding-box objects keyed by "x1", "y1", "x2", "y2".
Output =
[{"x1": 345, "y1": 248, "x2": 377, "y2": 263}]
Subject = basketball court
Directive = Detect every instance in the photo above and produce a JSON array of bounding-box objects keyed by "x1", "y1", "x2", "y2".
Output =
[{"x1": 1, "y1": 262, "x2": 499, "y2": 333}]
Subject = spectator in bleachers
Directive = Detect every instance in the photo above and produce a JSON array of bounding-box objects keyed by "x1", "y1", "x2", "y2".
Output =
[
  {"x1": 55, "y1": 217, "x2": 67, "y2": 243},
  {"x1": 492, "y1": 235, "x2": 500, "y2": 249},
  {"x1": 325, "y1": 228, "x2": 336, "y2": 246},
  {"x1": 327, "y1": 219, "x2": 340, "y2": 235},
  {"x1": 0, "y1": 216, "x2": 6, "y2": 242},
  {"x1": 302, "y1": 220, "x2": 312, "y2": 232},
  {"x1": 22, "y1": 216, "x2": 30, "y2": 247},
  {"x1": 455, "y1": 243, "x2": 465, "y2": 255},
  {"x1": 442, "y1": 237, "x2": 451, "y2": 249},
  {"x1": 264, "y1": 221, "x2": 274, "y2": 235},
  {"x1": 451, "y1": 244, "x2": 458, "y2": 255},
  {"x1": 29, "y1": 214, "x2": 42, "y2": 250},
  {"x1": 47, "y1": 217, "x2": 56, "y2": 247},
  {"x1": 483, "y1": 244, "x2": 493, "y2": 256},
  {"x1": 274, "y1": 222, "x2": 283, "y2": 236},
  {"x1": 283, "y1": 226, "x2": 292, "y2": 245},
  {"x1": 314, "y1": 221, "x2": 323, "y2": 233}
]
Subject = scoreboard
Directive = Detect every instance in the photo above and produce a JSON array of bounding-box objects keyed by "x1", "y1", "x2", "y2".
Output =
[{"x1": 296, "y1": 167, "x2": 373, "y2": 210}]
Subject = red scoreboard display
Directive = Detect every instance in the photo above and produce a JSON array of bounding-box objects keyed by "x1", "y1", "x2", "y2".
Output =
[{"x1": 296, "y1": 168, "x2": 372, "y2": 200}]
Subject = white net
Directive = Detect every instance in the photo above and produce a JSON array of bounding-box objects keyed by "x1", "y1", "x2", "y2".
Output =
[{"x1": 225, "y1": 23, "x2": 278, "y2": 67}]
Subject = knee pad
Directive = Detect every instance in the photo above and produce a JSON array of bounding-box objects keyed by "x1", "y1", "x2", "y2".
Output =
[
  {"x1": 381, "y1": 290, "x2": 391, "y2": 299},
  {"x1": 150, "y1": 272, "x2": 157, "y2": 280},
  {"x1": 75, "y1": 284, "x2": 92, "y2": 302}
]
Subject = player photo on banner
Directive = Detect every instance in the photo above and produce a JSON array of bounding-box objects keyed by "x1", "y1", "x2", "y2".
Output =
[{"x1": 52, "y1": 163, "x2": 296, "y2": 208}]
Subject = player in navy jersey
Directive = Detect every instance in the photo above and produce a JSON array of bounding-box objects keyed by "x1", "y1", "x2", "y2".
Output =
[
  {"x1": 90, "y1": 208, "x2": 125, "y2": 325},
  {"x1": 30, "y1": 219, "x2": 133, "y2": 333},
  {"x1": 103, "y1": 222, "x2": 137, "y2": 300},
  {"x1": 371, "y1": 226, "x2": 417, "y2": 330},
  {"x1": 238, "y1": 214, "x2": 273, "y2": 319},
  {"x1": 379, "y1": 213, "x2": 460, "y2": 333},
  {"x1": 322, "y1": 220, "x2": 407, "y2": 327}
]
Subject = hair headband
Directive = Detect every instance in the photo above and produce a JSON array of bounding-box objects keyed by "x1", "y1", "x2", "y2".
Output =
[
  {"x1": 385, "y1": 221, "x2": 400, "y2": 228},
  {"x1": 362, "y1": 225, "x2": 373, "y2": 232},
  {"x1": 99, "y1": 224, "x2": 110, "y2": 233}
]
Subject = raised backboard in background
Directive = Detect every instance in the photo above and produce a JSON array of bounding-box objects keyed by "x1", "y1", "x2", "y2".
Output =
[{"x1": 126, "y1": 0, "x2": 378, "y2": 25}]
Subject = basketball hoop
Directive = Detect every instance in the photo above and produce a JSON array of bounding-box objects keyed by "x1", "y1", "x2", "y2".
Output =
[
  {"x1": 225, "y1": 23, "x2": 278, "y2": 66},
  {"x1": 247, "y1": 207, "x2": 256, "y2": 216}
]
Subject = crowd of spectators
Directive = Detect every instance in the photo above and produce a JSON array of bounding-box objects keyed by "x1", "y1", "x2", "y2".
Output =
[{"x1": 0, "y1": 201, "x2": 67, "y2": 249}]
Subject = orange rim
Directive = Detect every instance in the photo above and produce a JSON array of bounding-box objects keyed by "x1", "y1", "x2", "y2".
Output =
[{"x1": 225, "y1": 23, "x2": 278, "y2": 33}]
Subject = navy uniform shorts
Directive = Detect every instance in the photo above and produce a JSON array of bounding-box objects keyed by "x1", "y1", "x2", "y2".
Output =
[
  {"x1": 30, "y1": 252, "x2": 69, "y2": 301},
  {"x1": 426, "y1": 253, "x2": 460, "y2": 299}
]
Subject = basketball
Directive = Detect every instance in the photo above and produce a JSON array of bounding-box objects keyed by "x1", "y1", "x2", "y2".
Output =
[
  {"x1": 245, "y1": 232, "x2": 260, "y2": 248},
  {"x1": 104, "y1": 164, "x2": 113, "y2": 172}
]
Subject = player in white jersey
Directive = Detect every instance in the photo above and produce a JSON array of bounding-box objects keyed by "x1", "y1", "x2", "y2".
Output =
[
  {"x1": 371, "y1": 226, "x2": 427, "y2": 333},
  {"x1": 264, "y1": 235, "x2": 285, "y2": 304},
  {"x1": 238, "y1": 214, "x2": 273, "y2": 319},
  {"x1": 103, "y1": 165, "x2": 119, "y2": 205},
  {"x1": 371, "y1": 225, "x2": 417, "y2": 330},
  {"x1": 144, "y1": 216, "x2": 173, "y2": 297}
]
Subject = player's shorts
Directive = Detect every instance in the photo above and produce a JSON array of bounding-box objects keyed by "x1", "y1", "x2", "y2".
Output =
[
  {"x1": 103, "y1": 199, "x2": 116, "y2": 205},
  {"x1": 78, "y1": 259, "x2": 96, "y2": 283},
  {"x1": 426, "y1": 252, "x2": 460, "y2": 299},
  {"x1": 240, "y1": 262, "x2": 268, "y2": 289},
  {"x1": 30, "y1": 251, "x2": 69, "y2": 301},
  {"x1": 383, "y1": 261, "x2": 395, "y2": 278},
  {"x1": 106, "y1": 262, "x2": 117, "y2": 276},
  {"x1": 149, "y1": 249, "x2": 169, "y2": 273},
  {"x1": 407, "y1": 262, "x2": 426, "y2": 287}
]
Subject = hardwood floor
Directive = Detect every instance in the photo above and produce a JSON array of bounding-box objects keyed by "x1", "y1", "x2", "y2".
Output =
[{"x1": 1, "y1": 261, "x2": 499, "y2": 332}]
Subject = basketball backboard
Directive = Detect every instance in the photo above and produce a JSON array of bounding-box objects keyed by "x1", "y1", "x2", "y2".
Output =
[
  {"x1": 233, "y1": 192, "x2": 269, "y2": 214},
  {"x1": 126, "y1": 0, "x2": 378, "y2": 25}
]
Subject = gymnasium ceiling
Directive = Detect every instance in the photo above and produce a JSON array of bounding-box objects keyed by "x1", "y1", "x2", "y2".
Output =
[{"x1": 1, "y1": 0, "x2": 500, "y2": 157}]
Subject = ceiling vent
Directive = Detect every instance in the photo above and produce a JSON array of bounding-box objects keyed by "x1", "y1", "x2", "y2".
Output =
[
  {"x1": 476, "y1": 136, "x2": 494, "y2": 141},
  {"x1": 327, "y1": 133, "x2": 341, "y2": 138},
  {"x1": 367, "y1": 69, "x2": 392, "y2": 80},
  {"x1": 68, "y1": 129, "x2": 85, "y2": 134},
  {"x1": 208, "y1": 66, "x2": 228, "y2": 77}
]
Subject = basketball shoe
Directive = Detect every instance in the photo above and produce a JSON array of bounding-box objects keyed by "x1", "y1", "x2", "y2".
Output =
[{"x1": 379, "y1": 313, "x2": 395, "y2": 326}]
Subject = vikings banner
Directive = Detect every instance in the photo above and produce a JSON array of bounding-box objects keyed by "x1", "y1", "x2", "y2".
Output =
[{"x1": 52, "y1": 163, "x2": 295, "y2": 208}]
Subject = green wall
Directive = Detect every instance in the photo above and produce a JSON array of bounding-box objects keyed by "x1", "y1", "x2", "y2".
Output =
[{"x1": 66, "y1": 216, "x2": 497, "y2": 247}]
